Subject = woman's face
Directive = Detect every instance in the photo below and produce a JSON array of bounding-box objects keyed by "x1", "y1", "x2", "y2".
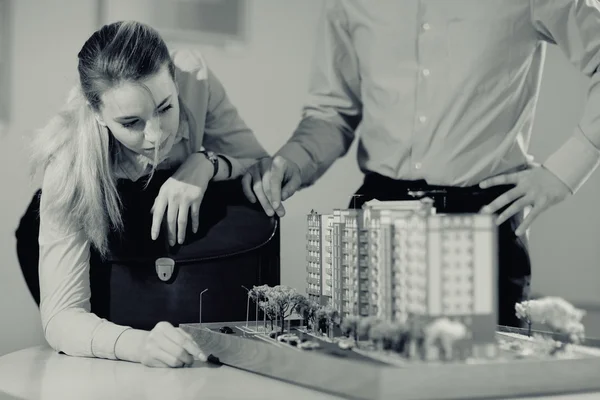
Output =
[{"x1": 97, "y1": 65, "x2": 180, "y2": 158}]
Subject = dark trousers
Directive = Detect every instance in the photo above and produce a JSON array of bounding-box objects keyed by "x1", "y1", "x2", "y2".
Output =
[{"x1": 350, "y1": 173, "x2": 532, "y2": 328}]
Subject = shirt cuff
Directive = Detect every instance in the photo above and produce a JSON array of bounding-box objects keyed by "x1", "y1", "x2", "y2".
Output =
[
  {"x1": 275, "y1": 142, "x2": 319, "y2": 188},
  {"x1": 91, "y1": 321, "x2": 132, "y2": 360},
  {"x1": 543, "y1": 126, "x2": 600, "y2": 194}
]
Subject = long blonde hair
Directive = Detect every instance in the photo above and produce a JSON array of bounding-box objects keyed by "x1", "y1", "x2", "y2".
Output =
[{"x1": 30, "y1": 21, "x2": 175, "y2": 258}]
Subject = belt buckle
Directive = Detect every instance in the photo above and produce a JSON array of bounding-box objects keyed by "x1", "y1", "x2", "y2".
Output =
[
  {"x1": 407, "y1": 190, "x2": 425, "y2": 198},
  {"x1": 407, "y1": 189, "x2": 446, "y2": 198}
]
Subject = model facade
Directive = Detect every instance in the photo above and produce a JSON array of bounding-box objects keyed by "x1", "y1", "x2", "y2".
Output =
[{"x1": 306, "y1": 198, "x2": 499, "y2": 359}]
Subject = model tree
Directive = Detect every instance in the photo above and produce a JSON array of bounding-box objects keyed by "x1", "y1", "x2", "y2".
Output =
[
  {"x1": 406, "y1": 316, "x2": 427, "y2": 360},
  {"x1": 369, "y1": 320, "x2": 388, "y2": 350},
  {"x1": 293, "y1": 295, "x2": 310, "y2": 327},
  {"x1": 514, "y1": 299, "x2": 534, "y2": 336},
  {"x1": 381, "y1": 322, "x2": 399, "y2": 351},
  {"x1": 265, "y1": 285, "x2": 306, "y2": 334},
  {"x1": 423, "y1": 318, "x2": 467, "y2": 361},
  {"x1": 327, "y1": 306, "x2": 342, "y2": 339},
  {"x1": 388, "y1": 322, "x2": 410, "y2": 354},
  {"x1": 315, "y1": 307, "x2": 328, "y2": 335},
  {"x1": 340, "y1": 315, "x2": 361, "y2": 342},
  {"x1": 294, "y1": 297, "x2": 320, "y2": 332},
  {"x1": 251, "y1": 284, "x2": 271, "y2": 300},
  {"x1": 357, "y1": 316, "x2": 381, "y2": 342},
  {"x1": 516, "y1": 297, "x2": 586, "y2": 345},
  {"x1": 317, "y1": 304, "x2": 341, "y2": 338},
  {"x1": 367, "y1": 321, "x2": 404, "y2": 352}
]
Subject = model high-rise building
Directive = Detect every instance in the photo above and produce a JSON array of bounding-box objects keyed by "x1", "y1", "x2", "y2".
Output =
[{"x1": 305, "y1": 198, "x2": 498, "y2": 358}]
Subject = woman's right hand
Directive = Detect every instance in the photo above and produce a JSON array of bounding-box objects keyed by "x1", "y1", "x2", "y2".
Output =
[{"x1": 140, "y1": 322, "x2": 207, "y2": 368}]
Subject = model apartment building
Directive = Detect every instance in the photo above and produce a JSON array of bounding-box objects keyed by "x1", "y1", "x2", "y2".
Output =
[{"x1": 306, "y1": 199, "x2": 499, "y2": 357}]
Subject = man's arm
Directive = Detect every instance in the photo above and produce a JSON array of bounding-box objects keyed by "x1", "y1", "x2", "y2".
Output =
[
  {"x1": 275, "y1": 0, "x2": 363, "y2": 188},
  {"x1": 531, "y1": 0, "x2": 600, "y2": 194}
]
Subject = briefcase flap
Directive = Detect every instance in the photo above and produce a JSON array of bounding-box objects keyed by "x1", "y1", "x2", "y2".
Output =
[{"x1": 105, "y1": 171, "x2": 278, "y2": 264}]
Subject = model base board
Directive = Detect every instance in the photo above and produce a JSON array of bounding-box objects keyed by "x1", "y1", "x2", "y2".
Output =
[{"x1": 180, "y1": 321, "x2": 600, "y2": 400}]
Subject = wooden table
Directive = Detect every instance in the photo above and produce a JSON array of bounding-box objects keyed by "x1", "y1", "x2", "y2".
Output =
[{"x1": 0, "y1": 346, "x2": 599, "y2": 400}]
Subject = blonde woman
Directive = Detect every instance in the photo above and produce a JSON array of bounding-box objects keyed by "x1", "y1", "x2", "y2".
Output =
[{"x1": 31, "y1": 21, "x2": 269, "y2": 367}]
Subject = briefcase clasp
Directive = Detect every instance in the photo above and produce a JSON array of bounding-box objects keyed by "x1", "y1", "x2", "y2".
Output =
[{"x1": 155, "y1": 257, "x2": 175, "y2": 282}]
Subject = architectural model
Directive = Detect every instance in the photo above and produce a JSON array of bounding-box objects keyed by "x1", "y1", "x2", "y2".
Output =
[
  {"x1": 307, "y1": 198, "x2": 498, "y2": 360},
  {"x1": 180, "y1": 199, "x2": 600, "y2": 400}
]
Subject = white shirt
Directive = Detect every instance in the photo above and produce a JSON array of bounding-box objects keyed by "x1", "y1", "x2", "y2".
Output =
[
  {"x1": 277, "y1": 0, "x2": 600, "y2": 193},
  {"x1": 38, "y1": 49, "x2": 268, "y2": 360}
]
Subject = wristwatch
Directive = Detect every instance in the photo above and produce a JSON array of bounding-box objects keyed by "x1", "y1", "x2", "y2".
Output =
[{"x1": 196, "y1": 149, "x2": 219, "y2": 179}]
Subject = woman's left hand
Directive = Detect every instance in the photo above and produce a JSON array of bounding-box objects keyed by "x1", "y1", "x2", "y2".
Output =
[{"x1": 151, "y1": 154, "x2": 213, "y2": 246}]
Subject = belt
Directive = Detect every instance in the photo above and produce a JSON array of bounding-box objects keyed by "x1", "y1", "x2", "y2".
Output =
[{"x1": 361, "y1": 174, "x2": 513, "y2": 213}]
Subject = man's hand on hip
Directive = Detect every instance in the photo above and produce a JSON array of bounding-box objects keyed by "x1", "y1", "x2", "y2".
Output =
[
  {"x1": 479, "y1": 165, "x2": 571, "y2": 236},
  {"x1": 241, "y1": 156, "x2": 302, "y2": 217}
]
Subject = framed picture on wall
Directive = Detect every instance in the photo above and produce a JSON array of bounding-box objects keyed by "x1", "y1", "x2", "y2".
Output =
[
  {"x1": 99, "y1": 0, "x2": 247, "y2": 47},
  {"x1": 0, "y1": 0, "x2": 11, "y2": 134}
]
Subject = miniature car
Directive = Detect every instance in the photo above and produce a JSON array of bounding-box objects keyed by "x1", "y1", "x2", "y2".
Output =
[
  {"x1": 277, "y1": 333, "x2": 300, "y2": 343},
  {"x1": 338, "y1": 339, "x2": 356, "y2": 350},
  {"x1": 297, "y1": 340, "x2": 321, "y2": 350},
  {"x1": 219, "y1": 326, "x2": 234, "y2": 334}
]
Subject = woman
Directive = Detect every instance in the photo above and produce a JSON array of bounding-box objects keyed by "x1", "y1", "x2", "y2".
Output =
[{"x1": 30, "y1": 21, "x2": 269, "y2": 367}]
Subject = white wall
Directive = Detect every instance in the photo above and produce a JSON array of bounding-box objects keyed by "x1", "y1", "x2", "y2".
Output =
[
  {"x1": 0, "y1": 0, "x2": 98, "y2": 356},
  {"x1": 1, "y1": 0, "x2": 599, "y2": 356},
  {"x1": 528, "y1": 47, "x2": 600, "y2": 306}
]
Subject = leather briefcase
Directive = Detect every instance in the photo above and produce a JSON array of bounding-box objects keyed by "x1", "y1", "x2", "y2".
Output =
[{"x1": 16, "y1": 169, "x2": 280, "y2": 330}]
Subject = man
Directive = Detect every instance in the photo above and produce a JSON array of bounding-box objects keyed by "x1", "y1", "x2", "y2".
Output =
[{"x1": 242, "y1": 0, "x2": 600, "y2": 327}]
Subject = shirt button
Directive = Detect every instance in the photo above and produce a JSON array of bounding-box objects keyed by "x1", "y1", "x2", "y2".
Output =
[
  {"x1": 422, "y1": 23, "x2": 431, "y2": 31},
  {"x1": 422, "y1": 69, "x2": 430, "y2": 77},
  {"x1": 415, "y1": 162, "x2": 422, "y2": 170},
  {"x1": 419, "y1": 115, "x2": 427, "y2": 123}
]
